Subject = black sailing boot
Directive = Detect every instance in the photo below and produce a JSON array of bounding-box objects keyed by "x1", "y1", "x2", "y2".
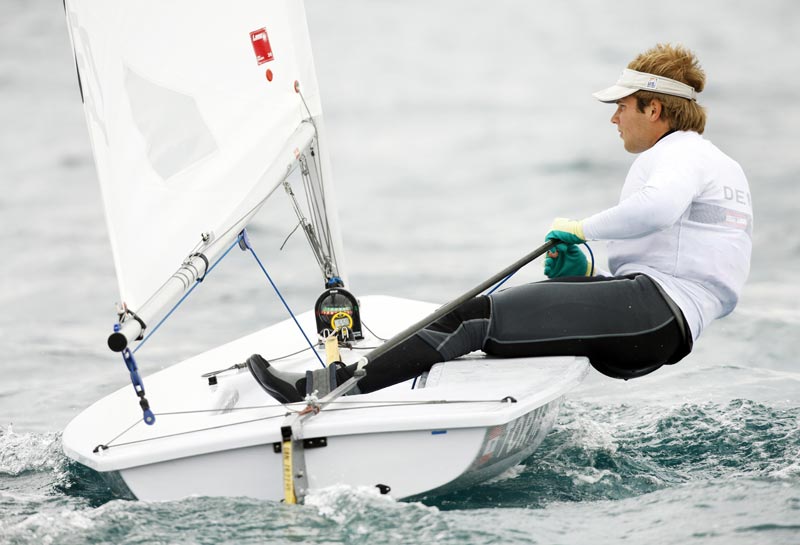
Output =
[
  {"x1": 246, "y1": 354, "x2": 358, "y2": 403},
  {"x1": 246, "y1": 354, "x2": 304, "y2": 403}
]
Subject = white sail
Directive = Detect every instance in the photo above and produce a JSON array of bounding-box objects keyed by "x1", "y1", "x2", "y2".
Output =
[{"x1": 64, "y1": 0, "x2": 330, "y2": 311}]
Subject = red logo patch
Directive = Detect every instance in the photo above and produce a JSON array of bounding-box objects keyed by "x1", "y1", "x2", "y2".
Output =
[{"x1": 250, "y1": 28, "x2": 274, "y2": 65}]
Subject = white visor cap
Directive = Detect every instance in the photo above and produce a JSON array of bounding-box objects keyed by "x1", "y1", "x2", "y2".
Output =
[{"x1": 593, "y1": 69, "x2": 698, "y2": 102}]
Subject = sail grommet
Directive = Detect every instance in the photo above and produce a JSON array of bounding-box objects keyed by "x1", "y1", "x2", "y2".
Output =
[{"x1": 294, "y1": 80, "x2": 300, "y2": 93}]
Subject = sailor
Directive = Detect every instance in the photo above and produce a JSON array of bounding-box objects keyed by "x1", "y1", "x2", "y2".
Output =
[{"x1": 251, "y1": 43, "x2": 753, "y2": 402}]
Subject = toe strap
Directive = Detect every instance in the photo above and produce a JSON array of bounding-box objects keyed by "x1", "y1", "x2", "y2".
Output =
[{"x1": 304, "y1": 365, "x2": 339, "y2": 397}]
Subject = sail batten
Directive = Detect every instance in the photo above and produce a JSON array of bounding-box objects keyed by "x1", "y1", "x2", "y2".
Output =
[{"x1": 65, "y1": 0, "x2": 330, "y2": 313}]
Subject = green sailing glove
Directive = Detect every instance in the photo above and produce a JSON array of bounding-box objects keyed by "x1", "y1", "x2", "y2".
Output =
[
  {"x1": 545, "y1": 218, "x2": 586, "y2": 245},
  {"x1": 544, "y1": 242, "x2": 592, "y2": 278}
]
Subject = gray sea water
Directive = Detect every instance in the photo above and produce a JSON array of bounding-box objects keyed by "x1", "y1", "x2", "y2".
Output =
[{"x1": 2, "y1": 1, "x2": 799, "y2": 544}]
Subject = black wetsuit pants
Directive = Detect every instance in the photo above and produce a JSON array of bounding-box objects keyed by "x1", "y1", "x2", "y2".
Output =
[{"x1": 351, "y1": 274, "x2": 692, "y2": 393}]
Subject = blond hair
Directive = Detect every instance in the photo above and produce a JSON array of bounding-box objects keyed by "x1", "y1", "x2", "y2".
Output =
[{"x1": 629, "y1": 43, "x2": 707, "y2": 134}]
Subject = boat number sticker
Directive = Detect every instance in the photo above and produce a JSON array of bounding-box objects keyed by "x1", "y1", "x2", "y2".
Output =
[
  {"x1": 469, "y1": 405, "x2": 551, "y2": 469},
  {"x1": 250, "y1": 28, "x2": 274, "y2": 65}
]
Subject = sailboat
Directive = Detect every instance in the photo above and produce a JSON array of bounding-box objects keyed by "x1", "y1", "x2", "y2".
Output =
[{"x1": 61, "y1": 0, "x2": 589, "y2": 503}]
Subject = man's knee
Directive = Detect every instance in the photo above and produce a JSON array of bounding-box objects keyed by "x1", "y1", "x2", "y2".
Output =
[{"x1": 429, "y1": 296, "x2": 491, "y2": 334}]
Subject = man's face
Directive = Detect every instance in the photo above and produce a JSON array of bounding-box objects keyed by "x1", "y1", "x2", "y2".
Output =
[{"x1": 610, "y1": 95, "x2": 659, "y2": 153}]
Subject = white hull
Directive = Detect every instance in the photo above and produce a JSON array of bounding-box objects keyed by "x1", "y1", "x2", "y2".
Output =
[{"x1": 63, "y1": 296, "x2": 589, "y2": 501}]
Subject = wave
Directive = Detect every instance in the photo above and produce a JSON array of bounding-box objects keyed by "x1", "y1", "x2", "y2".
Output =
[
  {"x1": 0, "y1": 425, "x2": 63, "y2": 476},
  {"x1": 1, "y1": 399, "x2": 798, "y2": 544},
  {"x1": 427, "y1": 399, "x2": 800, "y2": 509}
]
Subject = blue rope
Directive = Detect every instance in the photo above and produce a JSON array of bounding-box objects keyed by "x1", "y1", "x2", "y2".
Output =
[
  {"x1": 584, "y1": 242, "x2": 596, "y2": 276},
  {"x1": 133, "y1": 238, "x2": 240, "y2": 354},
  {"x1": 241, "y1": 232, "x2": 326, "y2": 368},
  {"x1": 486, "y1": 272, "x2": 514, "y2": 295}
]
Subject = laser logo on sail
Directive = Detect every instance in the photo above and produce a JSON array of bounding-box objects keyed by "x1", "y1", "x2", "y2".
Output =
[{"x1": 250, "y1": 28, "x2": 274, "y2": 65}]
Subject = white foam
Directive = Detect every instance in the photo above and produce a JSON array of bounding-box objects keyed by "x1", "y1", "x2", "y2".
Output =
[
  {"x1": 484, "y1": 463, "x2": 526, "y2": 484},
  {"x1": 305, "y1": 484, "x2": 438, "y2": 524},
  {"x1": 0, "y1": 426, "x2": 63, "y2": 475}
]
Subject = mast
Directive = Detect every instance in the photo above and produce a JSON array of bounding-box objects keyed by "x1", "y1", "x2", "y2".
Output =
[{"x1": 310, "y1": 116, "x2": 349, "y2": 286}]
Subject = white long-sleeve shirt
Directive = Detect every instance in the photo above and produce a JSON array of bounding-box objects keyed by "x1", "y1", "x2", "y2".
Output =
[{"x1": 582, "y1": 131, "x2": 752, "y2": 341}]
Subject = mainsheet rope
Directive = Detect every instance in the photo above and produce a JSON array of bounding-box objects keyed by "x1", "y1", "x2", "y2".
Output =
[{"x1": 239, "y1": 230, "x2": 327, "y2": 368}]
